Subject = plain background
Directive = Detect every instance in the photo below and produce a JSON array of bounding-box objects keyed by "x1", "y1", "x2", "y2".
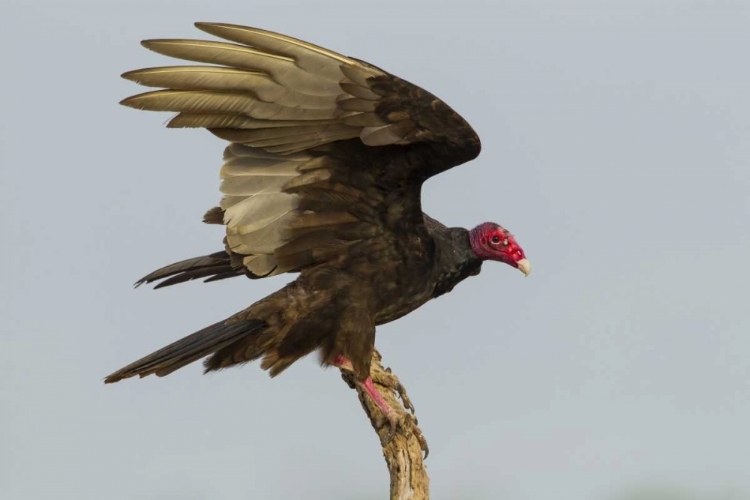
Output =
[{"x1": 1, "y1": 1, "x2": 748, "y2": 499}]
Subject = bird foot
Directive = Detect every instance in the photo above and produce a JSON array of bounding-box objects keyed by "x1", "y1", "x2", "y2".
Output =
[
  {"x1": 334, "y1": 355, "x2": 429, "y2": 458},
  {"x1": 360, "y1": 376, "x2": 401, "y2": 442},
  {"x1": 362, "y1": 376, "x2": 429, "y2": 457},
  {"x1": 372, "y1": 401, "x2": 401, "y2": 444},
  {"x1": 372, "y1": 366, "x2": 416, "y2": 416},
  {"x1": 376, "y1": 410, "x2": 430, "y2": 458},
  {"x1": 407, "y1": 413, "x2": 430, "y2": 459}
]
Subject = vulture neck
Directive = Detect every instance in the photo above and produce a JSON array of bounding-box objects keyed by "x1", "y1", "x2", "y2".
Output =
[{"x1": 430, "y1": 226, "x2": 483, "y2": 299}]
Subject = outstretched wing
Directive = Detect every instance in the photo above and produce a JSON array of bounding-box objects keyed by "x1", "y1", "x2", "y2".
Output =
[{"x1": 122, "y1": 22, "x2": 481, "y2": 278}]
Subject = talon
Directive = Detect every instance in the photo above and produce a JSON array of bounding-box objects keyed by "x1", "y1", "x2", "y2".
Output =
[
  {"x1": 383, "y1": 410, "x2": 400, "y2": 445},
  {"x1": 412, "y1": 419, "x2": 429, "y2": 459},
  {"x1": 371, "y1": 370, "x2": 416, "y2": 415},
  {"x1": 398, "y1": 385, "x2": 416, "y2": 414},
  {"x1": 335, "y1": 356, "x2": 425, "y2": 454}
]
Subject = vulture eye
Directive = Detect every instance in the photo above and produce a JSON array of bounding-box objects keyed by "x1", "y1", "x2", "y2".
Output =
[{"x1": 490, "y1": 235, "x2": 501, "y2": 244}]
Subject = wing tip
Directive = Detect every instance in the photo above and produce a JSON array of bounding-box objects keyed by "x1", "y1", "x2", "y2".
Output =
[
  {"x1": 194, "y1": 21, "x2": 217, "y2": 32},
  {"x1": 119, "y1": 94, "x2": 143, "y2": 109},
  {"x1": 194, "y1": 21, "x2": 261, "y2": 34},
  {"x1": 140, "y1": 39, "x2": 156, "y2": 50},
  {"x1": 103, "y1": 372, "x2": 126, "y2": 384}
]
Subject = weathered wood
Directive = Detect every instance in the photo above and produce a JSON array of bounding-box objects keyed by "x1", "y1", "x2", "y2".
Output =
[{"x1": 340, "y1": 350, "x2": 430, "y2": 500}]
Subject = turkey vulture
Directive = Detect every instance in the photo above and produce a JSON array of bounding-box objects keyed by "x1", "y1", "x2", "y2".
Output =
[{"x1": 105, "y1": 23, "x2": 530, "y2": 435}]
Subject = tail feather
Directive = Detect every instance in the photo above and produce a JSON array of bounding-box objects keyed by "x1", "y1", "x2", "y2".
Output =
[
  {"x1": 204, "y1": 271, "x2": 244, "y2": 283},
  {"x1": 135, "y1": 251, "x2": 243, "y2": 289},
  {"x1": 104, "y1": 318, "x2": 266, "y2": 383},
  {"x1": 151, "y1": 264, "x2": 237, "y2": 289}
]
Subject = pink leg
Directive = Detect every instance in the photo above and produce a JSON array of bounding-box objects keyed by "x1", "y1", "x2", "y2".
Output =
[
  {"x1": 362, "y1": 377, "x2": 397, "y2": 419},
  {"x1": 333, "y1": 355, "x2": 399, "y2": 434},
  {"x1": 333, "y1": 354, "x2": 353, "y2": 371}
]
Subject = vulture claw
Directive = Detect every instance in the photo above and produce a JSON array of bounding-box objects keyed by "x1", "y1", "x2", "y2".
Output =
[
  {"x1": 335, "y1": 354, "x2": 428, "y2": 457},
  {"x1": 385, "y1": 412, "x2": 429, "y2": 459},
  {"x1": 372, "y1": 368, "x2": 416, "y2": 415},
  {"x1": 409, "y1": 415, "x2": 430, "y2": 459},
  {"x1": 381, "y1": 411, "x2": 401, "y2": 445}
]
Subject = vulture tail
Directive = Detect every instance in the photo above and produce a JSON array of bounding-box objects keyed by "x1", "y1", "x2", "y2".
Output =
[
  {"x1": 103, "y1": 317, "x2": 267, "y2": 383},
  {"x1": 135, "y1": 251, "x2": 244, "y2": 289}
]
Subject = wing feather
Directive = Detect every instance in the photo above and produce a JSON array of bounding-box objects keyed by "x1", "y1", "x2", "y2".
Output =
[
  {"x1": 194, "y1": 23, "x2": 352, "y2": 81},
  {"x1": 122, "y1": 89, "x2": 339, "y2": 121},
  {"x1": 122, "y1": 22, "x2": 482, "y2": 280},
  {"x1": 123, "y1": 66, "x2": 336, "y2": 109},
  {"x1": 142, "y1": 39, "x2": 343, "y2": 96}
]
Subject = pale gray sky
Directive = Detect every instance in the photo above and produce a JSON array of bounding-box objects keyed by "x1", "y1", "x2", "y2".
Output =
[{"x1": 1, "y1": 1, "x2": 749, "y2": 499}]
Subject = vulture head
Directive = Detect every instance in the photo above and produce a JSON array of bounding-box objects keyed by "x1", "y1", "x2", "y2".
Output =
[{"x1": 469, "y1": 222, "x2": 531, "y2": 276}]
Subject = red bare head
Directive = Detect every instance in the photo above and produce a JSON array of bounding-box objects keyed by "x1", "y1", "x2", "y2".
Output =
[{"x1": 469, "y1": 222, "x2": 531, "y2": 276}]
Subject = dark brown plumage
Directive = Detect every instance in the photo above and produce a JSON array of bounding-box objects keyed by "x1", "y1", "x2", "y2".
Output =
[{"x1": 105, "y1": 23, "x2": 530, "y2": 395}]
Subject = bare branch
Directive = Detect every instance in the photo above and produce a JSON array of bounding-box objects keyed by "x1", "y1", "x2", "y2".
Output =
[{"x1": 340, "y1": 350, "x2": 430, "y2": 500}]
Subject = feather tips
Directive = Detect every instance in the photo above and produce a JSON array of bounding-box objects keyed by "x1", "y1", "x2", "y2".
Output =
[
  {"x1": 194, "y1": 23, "x2": 350, "y2": 82},
  {"x1": 141, "y1": 39, "x2": 343, "y2": 96},
  {"x1": 123, "y1": 66, "x2": 337, "y2": 109}
]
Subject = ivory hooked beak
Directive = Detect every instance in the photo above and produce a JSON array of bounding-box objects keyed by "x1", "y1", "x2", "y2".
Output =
[{"x1": 517, "y1": 258, "x2": 531, "y2": 277}]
